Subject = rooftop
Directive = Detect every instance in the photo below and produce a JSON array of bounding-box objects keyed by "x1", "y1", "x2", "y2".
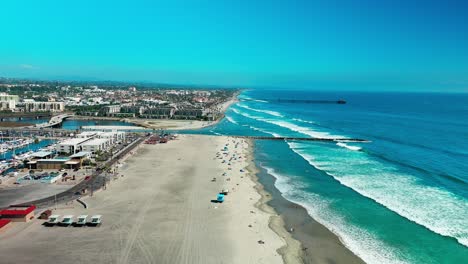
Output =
[
  {"x1": 0, "y1": 205, "x2": 36, "y2": 216},
  {"x1": 69, "y1": 151, "x2": 91, "y2": 158},
  {"x1": 58, "y1": 138, "x2": 90, "y2": 146},
  {"x1": 77, "y1": 132, "x2": 98, "y2": 137},
  {"x1": 0, "y1": 219, "x2": 11, "y2": 229},
  {"x1": 32, "y1": 151, "x2": 53, "y2": 158},
  {"x1": 80, "y1": 138, "x2": 109, "y2": 146},
  {"x1": 37, "y1": 158, "x2": 71, "y2": 162}
]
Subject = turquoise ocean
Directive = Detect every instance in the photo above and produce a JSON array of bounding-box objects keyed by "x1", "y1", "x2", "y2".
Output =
[{"x1": 188, "y1": 90, "x2": 468, "y2": 264}]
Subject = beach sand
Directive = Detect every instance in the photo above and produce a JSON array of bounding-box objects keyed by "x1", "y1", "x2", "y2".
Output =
[
  {"x1": 125, "y1": 119, "x2": 216, "y2": 130},
  {"x1": 0, "y1": 135, "x2": 295, "y2": 264}
]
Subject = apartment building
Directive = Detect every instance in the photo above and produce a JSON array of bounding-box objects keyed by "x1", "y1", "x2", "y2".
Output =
[{"x1": 25, "y1": 101, "x2": 65, "y2": 112}]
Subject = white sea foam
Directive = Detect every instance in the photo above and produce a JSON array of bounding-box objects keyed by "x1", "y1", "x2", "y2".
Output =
[
  {"x1": 232, "y1": 107, "x2": 341, "y2": 139},
  {"x1": 261, "y1": 165, "x2": 408, "y2": 264},
  {"x1": 231, "y1": 108, "x2": 241, "y2": 115},
  {"x1": 248, "y1": 125, "x2": 281, "y2": 137},
  {"x1": 288, "y1": 141, "x2": 468, "y2": 248},
  {"x1": 237, "y1": 103, "x2": 284, "y2": 117},
  {"x1": 232, "y1": 108, "x2": 263, "y2": 120},
  {"x1": 225, "y1": 115, "x2": 238, "y2": 125},
  {"x1": 240, "y1": 96, "x2": 268, "y2": 103},
  {"x1": 262, "y1": 119, "x2": 340, "y2": 139},
  {"x1": 292, "y1": 118, "x2": 316, "y2": 124},
  {"x1": 336, "y1": 142, "x2": 362, "y2": 151}
]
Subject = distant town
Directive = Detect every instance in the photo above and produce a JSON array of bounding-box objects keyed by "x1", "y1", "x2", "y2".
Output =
[{"x1": 0, "y1": 77, "x2": 239, "y2": 123}]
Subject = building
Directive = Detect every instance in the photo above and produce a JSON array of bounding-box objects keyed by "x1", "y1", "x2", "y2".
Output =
[
  {"x1": 0, "y1": 93, "x2": 19, "y2": 111},
  {"x1": 76, "y1": 132, "x2": 98, "y2": 138},
  {"x1": 56, "y1": 138, "x2": 91, "y2": 154},
  {"x1": 68, "y1": 151, "x2": 91, "y2": 168},
  {"x1": 31, "y1": 151, "x2": 54, "y2": 160},
  {"x1": 34, "y1": 158, "x2": 70, "y2": 170},
  {"x1": 57, "y1": 132, "x2": 124, "y2": 154},
  {"x1": 142, "y1": 107, "x2": 175, "y2": 119},
  {"x1": 24, "y1": 101, "x2": 65, "y2": 112},
  {"x1": 97, "y1": 131, "x2": 126, "y2": 144},
  {"x1": 0, "y1": 205, "x2": 36, "y2": 222},
  {"x1": 80, "y1": 138, "x2": 110, "y2": 153},
  {"x1": 120, "y1": 105, "x2": 144, "y2": 116},
  {"x1": 0, "y1": 93, "x2": 19, "y2": 102},
  {"x1": 173, "y1": 108, "x2": 203, "y2": 119},
  {"x1": 99, "y1": 105, "x2": 121, "y2": 116},
  {"x1": 0, "y1": 219, "x2": 12, "y2": 231}
]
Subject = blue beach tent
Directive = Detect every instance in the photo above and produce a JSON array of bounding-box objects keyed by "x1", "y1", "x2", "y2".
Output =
[{"x1": 217, "y1": 193, "x2": 225, "y2": 203}]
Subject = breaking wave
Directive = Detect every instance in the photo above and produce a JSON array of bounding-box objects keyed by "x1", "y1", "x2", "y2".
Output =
[
  {"x1": 336, "y1": 142, "x2": 362, "y2": 151},
  {"x1": 288, "y1": 141, "x2": 468, "y2": 248},
  {"x1": 262, "y1": 165, "x2": 408, "y2": 264},
  {"x1": 237, "y1": 103, "x2": 284, "y2": 117}
]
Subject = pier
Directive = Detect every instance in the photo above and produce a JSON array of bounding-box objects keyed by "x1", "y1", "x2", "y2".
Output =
[{"x1": 233, "y1": 136, "x2": 370, "y2": 142}]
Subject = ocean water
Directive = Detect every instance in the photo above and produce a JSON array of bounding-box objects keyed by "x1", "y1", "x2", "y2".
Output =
[{"x1": 188, "y1": 90, "x2": 468, "y2": 263}]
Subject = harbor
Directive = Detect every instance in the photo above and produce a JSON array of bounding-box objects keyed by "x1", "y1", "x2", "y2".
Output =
[{"x1": 0, "y1": 129, "x2": 143, "y2": 208}]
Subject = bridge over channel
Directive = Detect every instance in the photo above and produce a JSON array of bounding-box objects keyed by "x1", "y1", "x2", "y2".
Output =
[{"x1": 34, "y1": 113, "x2": 74, "y2": 128}]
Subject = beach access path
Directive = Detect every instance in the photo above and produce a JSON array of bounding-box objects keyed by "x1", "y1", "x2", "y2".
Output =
[{"x1": 0, "y1": 135, "x2": 289, "y2": 264}]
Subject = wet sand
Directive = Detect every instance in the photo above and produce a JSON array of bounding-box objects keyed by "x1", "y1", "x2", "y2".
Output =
[{"x1": 254, "y1": 145, "x2": 365, "y2": 264}]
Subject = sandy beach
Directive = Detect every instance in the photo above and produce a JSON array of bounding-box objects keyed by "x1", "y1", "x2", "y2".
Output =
[
  {"x1": 124, "y1": 119, "x2": 216, "y2": 130},
  {"x1": 0, "y1": 135, "x2": 297, "y2": 264}
]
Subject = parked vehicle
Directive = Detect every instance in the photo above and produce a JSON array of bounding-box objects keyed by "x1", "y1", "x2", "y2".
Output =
[
  {"x1": 89, "y1": 215, "x2": 102, "y2": 226},
  {"x1": 75, "y1": 215, "x2": 88, "y2": 226},
  {"x1": 45, "y1": 215, "x2": 60, "y2": 226},
  {"x1": 60, "y1": 215, "x2": 74, "y2": 226}
]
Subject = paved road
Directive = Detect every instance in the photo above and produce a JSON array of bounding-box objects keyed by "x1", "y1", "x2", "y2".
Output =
[{"x1": 12, "y1": 136, "x2": 144, "y2": 208}]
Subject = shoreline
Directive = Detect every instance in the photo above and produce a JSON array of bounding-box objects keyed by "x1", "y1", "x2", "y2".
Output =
[
  {"x1": 253, "y1": 145, "x2": 365, "y2": 264},
  {"x1": 245, "y1": 140, "x2": 303, "y2": 263}
]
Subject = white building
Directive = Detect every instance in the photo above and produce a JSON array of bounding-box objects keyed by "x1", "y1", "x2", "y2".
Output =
[
  {"x1": 0, "y1": 93, "x2": 19, "y2": 111},
  {"x1": 56, "y1": 138, "x2": 91, "y2": 154},
  {"x1": 97, "y1": 131, "x2": 126, "y2": 144},
  {"x1": 80, "y1": 138, "x2": 111, "y2": 153},
  {"x1": 76, "y1": 132, "x2": 98, "y2": 138},
  {"x1": 58, "y1": 131, "x2": 126, "y2": 154},
  {"x1": 25, "y1": 101, "x2": 65, "y2": 112},
  {"x1": 99, "y1": 105, "x2": 121, "y2": 116},
  {"x1": 76, "y1": 131, "x2": 126, "y2": 143},
  {"x1": 0, "y1": 101, "x2": 16, "y2": 111}
]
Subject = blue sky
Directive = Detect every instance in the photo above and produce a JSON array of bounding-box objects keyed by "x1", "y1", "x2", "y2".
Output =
[{"x1": 1, "y1": 0, "x2": 468, "y2": 91}]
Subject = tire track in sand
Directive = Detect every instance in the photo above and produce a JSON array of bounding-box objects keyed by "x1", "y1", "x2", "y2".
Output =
[{"x1": 117, "y1": 193, "x2": 155, "y2": 264}]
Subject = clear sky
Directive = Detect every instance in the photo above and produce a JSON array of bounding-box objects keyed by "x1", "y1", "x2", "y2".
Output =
[{"x1": 1, "y1": 0, "x2": 468, "y2": 91}]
